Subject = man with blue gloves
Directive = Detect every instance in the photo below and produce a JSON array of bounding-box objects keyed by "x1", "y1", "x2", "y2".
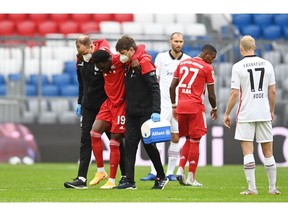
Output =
[
  {"x1": 64, "y1": 35, "x2": 108, "y2": 189},
  {"x1": 113, "y1": 35, "x2": 169, "y2": 190}
]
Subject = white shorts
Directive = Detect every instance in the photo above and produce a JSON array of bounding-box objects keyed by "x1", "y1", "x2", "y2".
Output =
[
  {"x1": 161, "y1": 107, "x2": 178, "y2": 133},
  {"x1": 235, "y1": 121, "x2": 273, "y2": 143}
]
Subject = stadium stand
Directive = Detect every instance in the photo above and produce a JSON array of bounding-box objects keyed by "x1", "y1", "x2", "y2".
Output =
[{"x1": 1, "y1": 13, "x2": 288, "y2": 125}]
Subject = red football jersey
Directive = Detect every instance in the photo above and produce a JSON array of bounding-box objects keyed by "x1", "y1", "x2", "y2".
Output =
[
  {"x1": 174, "y1": 57, "x2": 215, "y2": 114},
  {"x1": 103, "y1": 54, "x2": 125, "y2": 106}
]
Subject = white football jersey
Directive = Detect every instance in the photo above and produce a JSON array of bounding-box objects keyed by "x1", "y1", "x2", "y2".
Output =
[
  {"x1": 231, "y1": 55, "x2": 276, "y2": 122},
  {"x1": 155, "y1": 51, "x2": 191, "y2": 108}
]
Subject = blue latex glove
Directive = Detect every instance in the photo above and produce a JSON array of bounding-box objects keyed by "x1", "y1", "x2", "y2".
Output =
[
  {"x1": 75, "y1": 104, "x2": 82, "y2": 117},
  {"x1": 151, "y1": 113, "x2": 160, "y2": 122}
]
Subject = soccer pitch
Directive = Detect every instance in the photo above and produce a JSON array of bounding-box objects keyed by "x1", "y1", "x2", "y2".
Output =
[{"x1": 0, "y1": 163, "x2": 287, "y2": 216}]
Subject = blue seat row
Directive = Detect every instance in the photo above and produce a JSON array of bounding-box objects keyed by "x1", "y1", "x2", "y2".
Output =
[{"x1": 232, "y1": 14, "x2": 288, "y2": 40}]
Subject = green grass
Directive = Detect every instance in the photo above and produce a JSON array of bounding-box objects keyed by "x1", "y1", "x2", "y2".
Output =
[{"x1": 0, "y1": 163, "x2": 287, "y2": 202}]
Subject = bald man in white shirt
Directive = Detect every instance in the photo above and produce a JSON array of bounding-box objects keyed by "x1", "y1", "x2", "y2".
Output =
[{"x1": 223, "y1": 35, "x2": 280, "y2": 195}]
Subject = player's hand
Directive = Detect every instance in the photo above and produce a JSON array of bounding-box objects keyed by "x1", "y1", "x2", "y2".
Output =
[
  {"x1": 151, "y1": 113, "x2": 160, "y2": 122},
  {"x1": 75, "y1": 104, "x2": 82, "y2": 117},
  {"x1": 131, "y1": 60, "x2": 141, "y2": 72},
  {"x1": 223, "y1": 113, "x2": 231, "y2": 129},
  {"x1": 210, "y1": 110, "x2": 218, "y2": 121}
]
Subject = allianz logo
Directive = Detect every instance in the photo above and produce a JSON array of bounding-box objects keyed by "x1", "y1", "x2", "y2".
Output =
[{"x1": 152, "y1": 129, "x2": 171, "y2": 136}]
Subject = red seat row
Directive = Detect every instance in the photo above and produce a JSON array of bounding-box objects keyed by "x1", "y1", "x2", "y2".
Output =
[{"x1": 0, "y1": 14, "x2": 134, "y2": 36}]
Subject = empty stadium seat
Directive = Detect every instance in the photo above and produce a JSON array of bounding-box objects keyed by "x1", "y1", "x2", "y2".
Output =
[
  {"x1": 208, "y1": 14, "x2": 232, "y2": 33},
  {"x1": 26, "y1": 74, "x2": 50, "y2": 86},
  {"x1": 25, "y1": 84, "x2": 37, "y2": 96},
  {"x1": 113, "y1": 14, "x2": 134, "y2": 22},
  {"x1": 262, "y1": 25, "x2": 282, "y2": 40},
  {"x1": 7, "y1": 14, "x2": 28, "y2": 22},
  {"x1": 184, "y1": 23, "x2": 207, "y2": 37},
  {"x1": 155, "y1": 14, "x2": 176, "y2": 24},
  {"x1": 121, "y1": 22, "x2": 143, "y2": 35},
  {"x1": 41, "y1": 59, "x2": 64, "y2": 76},
  {"x1": 175, "y1": 14, "x2": 197, "y2": 24},
  {"x1": 274, "y1": 64, "x2": 288, "y2": 87},
  {"x1": 0, "y1": 59, "x2": 21, "y2": 76},
  {"x1": 274, "y1": 14, "x2": 288, "y2": 27},
  {"x1": 253, "y1": 14, "x2": 274, "y2": 28},
  {"x1": 147, "y1": 50, "x2": 159, "y2": 62},
  {"x1": 241, "y1": 25, "x2": 261, "y2": 39},
  {"x1": 283, "y1": 26, "x2": 288, "y2": 40},
  {"x1": 71, "y1": 75, "x2": 78, "y2": 85},
  {"x1": 38, "y1": 21, "x2": 58, "y2": 36},
  {"x1": 0, "y1": 74, "x2": 5, "y2": 84},
  {"x1": 143, "y1": 23, "x2": 165, "y2": 35},
  {"x1": 41, "y1": 85, "x2": 59, "y2": 96},
  {"x1": 0, "y1": 85, "x2": 6, "y2": 96},
  {"x1": 0, "y1": 14, "x2": 7, "y2": 20},
  {"x1": 164, "y1": 23, "x2": 185, "y2": 36},
  {"x1": 50, "y1": 14, "x2": 70, "y2": 23},
  {"x1": 8, "y1": 73, "x2": 22, "y2": 81},
  {"x1": 0, "y1": 20, "x2": 15, "y2": 36},
  {"x1": 262, "y1": 51, "x2": 281, "y2": 65},
  {"x1": 59, "y1": 84, "x2": 78, "y2": 96},
  {"x1": 64, "y1": 61, "x2": 77, "y2": 75},
  {"x1": 29, "y1": 14, "x2": 50, "y2": 24},
  {"x1": 133, "y1": 14, "x2": 154, "y2": 23},
  {"x1": 80, "y1": 21, "x2": 100, "y2": 34},
  {"x1": 16, "y1": 20, "x2": 37, "y2": 36},
  {"x1": 232, "y1": 14, "x2": 252, "y2": 29},
  {"x1": 24, "y1": 58, "x2": 40, "y2": 76},
  {"x1": 52, "y1": 73, "x2": 71, "y2": 87},
  {"x1": 50, "y1": 99, "x2": 72, "y2": 114},
  {"x1": 92, "y1": 14, "x2": 114, "y2": 22},
  {"x1": 44, "y1": 33, "x2": 66, "y2": 47},
  {"x1": 99, "y1": 21, "x2": 122, "y2": 34},
  {"x1": 186, "y1": 49, "x2": 200, "y2": 58},
  {"x1": 71, "y1": 14, "x2": 92, "y2": 23},
  {"x1": 59, "y1": 21, "x2": 80, "y2": 35}
]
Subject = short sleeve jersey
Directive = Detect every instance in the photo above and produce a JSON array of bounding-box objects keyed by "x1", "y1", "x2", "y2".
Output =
[
  {"x1": 231, "y1": 55, "x2": 276, "y2": 122},
  {"x1": 155, "y1": 51, "x2": 190, "y2": 108},
  {"x1": 174, "y1": 57, "x2": 215, "y2": 114}
]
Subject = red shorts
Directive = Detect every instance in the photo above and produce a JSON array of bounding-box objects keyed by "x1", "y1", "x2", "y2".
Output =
[
  {"x1": 177, "y1": 110, "x2": 207, "y2": 138},
  {"x1": 96, "y1": 99, "x2": 126, "y2": 134}
]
